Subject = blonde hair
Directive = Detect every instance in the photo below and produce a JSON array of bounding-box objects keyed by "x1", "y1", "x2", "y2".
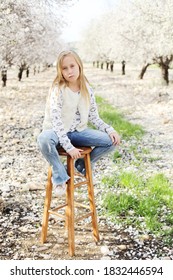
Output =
[{"x1": 52, "y1": 50, "x2": 90, "y2": 102}]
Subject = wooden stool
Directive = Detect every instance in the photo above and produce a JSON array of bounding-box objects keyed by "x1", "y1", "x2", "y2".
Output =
[{"x1": 41, "y1": 146, "x2": 100, "y2": 256}]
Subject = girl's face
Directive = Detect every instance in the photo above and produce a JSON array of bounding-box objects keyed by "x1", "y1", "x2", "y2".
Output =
[{"x1": 61, "y1": 54, "x2": 80, "y2": 84}]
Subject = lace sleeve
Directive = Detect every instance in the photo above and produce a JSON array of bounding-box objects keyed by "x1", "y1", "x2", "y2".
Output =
[
  {"x1": 88, "y1": 88, "x2": 115, "y2": 134},
  {"x1": 50, "y1": 88, "x2": 74, "y2": 151}
]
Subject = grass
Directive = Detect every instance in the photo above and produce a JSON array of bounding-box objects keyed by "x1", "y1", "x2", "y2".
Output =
[
  {"x1": 101, "y1": 172, "x2": 173, "y2": 245},
  {"x1": 113, "y1": 149, "x2": 122, "y2": 161},
  {"x1": 96, "y1": 95, "x2": 145, "y2": 139},
  {"x1": 95, "y1": 94, "x2": 173, "y2": 246}
]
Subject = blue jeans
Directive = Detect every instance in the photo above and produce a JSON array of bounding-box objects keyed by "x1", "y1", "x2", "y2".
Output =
[{"x1": 37, "y1": 128, "x2": 116, "y2": 185}]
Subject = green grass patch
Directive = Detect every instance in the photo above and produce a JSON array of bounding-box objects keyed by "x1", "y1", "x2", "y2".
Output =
[
  {"x1": 103, "y1": 192, "x2": 139, "y2": 215},
  {"x1": 95, "y1": 94, "x2": 173, "y2": 245},
  {"x1": 101, "y1": 172, "x2": 173, "y2": 245},
  {"x1": 113, "y1": 149, "x2": 122, "y2": 161},
  {"x1": 96, "y1": 95, "x2": 145, "y2": 139},
  {"x1": 118, "y1": 172, "x2": 144, "y2": 189}
]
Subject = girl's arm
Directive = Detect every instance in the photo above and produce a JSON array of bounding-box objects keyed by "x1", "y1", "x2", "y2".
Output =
[
  {"x1": 50, "y1": 88, "x2": 75, "y2": 152},
  {"x1": 88, "y1": 89, "x2": 120, "y2": 145},
  {"x1": 88, "y1": 88, "x2": 115, "y2": 134}
]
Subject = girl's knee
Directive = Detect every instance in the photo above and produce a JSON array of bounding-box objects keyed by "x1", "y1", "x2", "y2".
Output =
[
  {"x1": 98, "y1": 132, "x2": 113, "y2": 146},
  {"x1": 107, "y1": 137, "x2": 116, "y2": 151},
  {"x1": 106, "y1": 135, "x2": 114, "y2": 147},
  {"x1": 37, "y1": 130, "x2": 58, "y2": 153},
  {"x1": 110, "y1": 144, "x2": 116, "y2": 152},
  {"x1": 37, "y1": 132, "x2": 49, "y2": 150}
]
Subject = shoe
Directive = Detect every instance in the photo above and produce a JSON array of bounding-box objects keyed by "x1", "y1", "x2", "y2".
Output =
[
  {"x1": 75, "y1": 159, "x2": 86, "y2": 176},
  {"x1": 54, "y1": 183, "x2": 66, "y2": 196}
]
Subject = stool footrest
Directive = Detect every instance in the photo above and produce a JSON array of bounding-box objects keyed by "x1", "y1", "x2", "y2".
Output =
[
  {"x1": 75, "y1": 212, "x2": 92, "y2": 223},
  {"x1": 74, "y1": 180, "x2": 89, "y2": 188},
  {"x1": 48, "y1": 210, "x2": 66, "y2": 220},
  {"x1": 74, "y1": 172, "x2": 85, "y2": 177},
  {"x1": 51, "y1": 203, "x2": 67, "y2": 212},
  {"x1": 74, "y1": 202, "x2": 90, "y2": 210}
]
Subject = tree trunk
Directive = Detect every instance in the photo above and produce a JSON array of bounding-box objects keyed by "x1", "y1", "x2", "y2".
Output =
[
  {"x1": 139, "y1": 63, "x2": 150, "y2": 79},
  {"x1": 161, "y1": 64, "x2": 169, "y2": 85}
]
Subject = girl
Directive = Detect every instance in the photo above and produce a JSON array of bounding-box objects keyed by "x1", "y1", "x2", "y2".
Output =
[{"x1": 37, "y1": 50, "x2": 120, "y2": 195}]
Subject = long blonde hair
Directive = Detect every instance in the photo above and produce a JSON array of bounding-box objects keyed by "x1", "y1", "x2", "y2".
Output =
[{"x1": 52, "y1": 50, "x2": 90, "y2": 102}]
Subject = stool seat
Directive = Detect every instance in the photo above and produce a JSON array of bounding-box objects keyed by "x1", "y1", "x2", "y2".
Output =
[
  {"x1": 58, "y1": 146, "x2": 92, "y2": 156},
  {"x1": 41, "y1": 146, "x2": 100, "y2": 256}
]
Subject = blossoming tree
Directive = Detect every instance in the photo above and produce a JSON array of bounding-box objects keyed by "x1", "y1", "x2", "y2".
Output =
[
  {"x1": 0, "y1": 0, "x2": 75, "y2": 67},
  {"x1": 80, "y1": 0, "x2": 173, "y2": 84}
]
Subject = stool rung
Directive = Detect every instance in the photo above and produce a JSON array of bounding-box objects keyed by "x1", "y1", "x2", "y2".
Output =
[
  {"x1": 74, "y1": 202, "x2": 90, "y2": 210},
  {"x1": 48, "y1": 210, "x2": 65, "y2": 220},
  {"x1": 51, "y1": 203, "x2": 67, "y2": 212},
  {"x1": 75, "y1": 212, "x2": 92, "y2": 222},
  {"x1": 74, "y1": 172, "x2": 84, "y2": 177},
  {"x1": 74, "y1": 180, "x2": 89, "y2": 188}
]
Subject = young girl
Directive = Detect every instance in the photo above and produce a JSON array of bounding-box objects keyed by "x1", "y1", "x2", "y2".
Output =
[{"x1": 37, "y1": 50, "x2": 120, "y2": 195}]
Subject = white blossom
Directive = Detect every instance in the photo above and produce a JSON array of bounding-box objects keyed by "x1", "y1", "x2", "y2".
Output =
[
  {"x1": 0, "y1": 0, "x2": 76, "y2": 66},
  {"x1": 79, "y1": 0, "x2": 173, "y2": 83}
]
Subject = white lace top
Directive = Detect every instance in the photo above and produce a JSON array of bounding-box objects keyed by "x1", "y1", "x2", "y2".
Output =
[{"x1": 43, "y1": 85, "x2": 115, "y2": 152}]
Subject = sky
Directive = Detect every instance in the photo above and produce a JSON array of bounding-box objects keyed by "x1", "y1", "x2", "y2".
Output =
[{"x1": 61, "y1": 0, "x2": 119, "y2": 42}]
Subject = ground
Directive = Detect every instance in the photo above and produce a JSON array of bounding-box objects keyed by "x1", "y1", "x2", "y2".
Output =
[{"x1": 0, "y1": 63, "x2": 173, "y2": 260}]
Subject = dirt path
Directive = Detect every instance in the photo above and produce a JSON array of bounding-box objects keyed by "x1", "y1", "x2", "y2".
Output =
[
  {"x1": 86, "y1": 64, "x2": 173, "y2": 183},
  {"x1": 0, "y1": 64, "x2": 173, "y2": 260}
]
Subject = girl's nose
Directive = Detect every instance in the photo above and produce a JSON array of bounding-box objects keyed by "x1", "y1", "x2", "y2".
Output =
[{"x1": 68, "y1": 70, "x2": 72, "y2": 76}]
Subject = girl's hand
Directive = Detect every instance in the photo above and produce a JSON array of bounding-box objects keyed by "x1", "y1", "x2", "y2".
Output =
[
  {"x1": 109, "y1": 131, "x2": 120, "y2": 145},
  {"x1": 68, "y1": 148, "x2": 83, "y2": 159}
]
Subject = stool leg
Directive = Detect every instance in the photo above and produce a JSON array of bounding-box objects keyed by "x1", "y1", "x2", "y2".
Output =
[
  {"x1": 84, "y1": 154, "x2": 100, "y2": 242},
  {"x1": 66, "y1": 156, "x2": 75, "y2": 256},
  {"x1": 41, "y1": 166, "x2": 52, "y2": 243}
]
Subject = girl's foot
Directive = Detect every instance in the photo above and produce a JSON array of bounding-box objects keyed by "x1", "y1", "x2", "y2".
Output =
[
  {"x1": 54, "y1": 183, "x2": 66, "y2": 196},
  {"x1": 75, "y1": 159, "x2": 86, "y2": 175}
]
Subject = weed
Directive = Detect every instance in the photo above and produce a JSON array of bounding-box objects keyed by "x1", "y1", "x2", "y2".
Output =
[{"x1": 102, "y1": 171, "x2": 173, "y2": 245}]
